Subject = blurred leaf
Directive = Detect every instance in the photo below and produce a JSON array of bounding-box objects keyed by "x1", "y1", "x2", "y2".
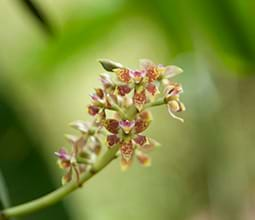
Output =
[
  {"x1": 132, "y1": 0, "x2": 194, "y2": 55},
  {"x1": 0, "y1": 87, "x2": 73, "y2": 220},
  {"x1": 180, "y1": 0, "x2": 255, "y2": 75},
  {"x1": 19, "y1": 5, "x2": 126, "y2": 81},
  {"x1": 0, "y1": 170, "x2": 10, "y2": 209},
  {"x1": 20, "y1": 0, "x2": 53, "y2": 35}
]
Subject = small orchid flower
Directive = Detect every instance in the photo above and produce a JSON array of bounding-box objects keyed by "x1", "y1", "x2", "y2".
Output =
[
  {"x1": 54, "y1": 148, "x2": 82, "y2": 185},
  {"x1": 164, "y1": 83, "x2": 185, "y2": 122},
  {"x1": 103, "y1": 110, "x2": 155, "y2": 170},
  {"x1": 139, "y1": 59, "x2": 162, "y2": 82}
]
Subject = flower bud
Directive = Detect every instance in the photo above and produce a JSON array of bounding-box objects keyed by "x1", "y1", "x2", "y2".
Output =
[
  {"x1": 88, "y1": 105, "x2": 100, "y2": 116},
  {"x1": 99, "y1": 59, "x2": 123, "y2": 72},
  {"x1": 100, "y1": 73, "x2": 114, "y2": 89}
]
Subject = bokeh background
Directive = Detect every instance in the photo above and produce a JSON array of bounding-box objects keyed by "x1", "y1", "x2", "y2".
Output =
[{"x1": 0, "y1": 0, "x2": 255, "y2": 220}]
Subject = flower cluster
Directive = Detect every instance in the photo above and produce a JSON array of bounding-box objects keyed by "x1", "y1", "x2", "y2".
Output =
[
  {"x1": 55, "y1": 121, "x2": 103, "y2": 184},
  {"x1": 55, "y1": 59, "x2": 185, "y2": 184}
]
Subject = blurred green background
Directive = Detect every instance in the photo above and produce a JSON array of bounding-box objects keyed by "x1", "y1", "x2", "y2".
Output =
[{"x1": 0, "y1": 0, "x2": 255, "y2": 219}]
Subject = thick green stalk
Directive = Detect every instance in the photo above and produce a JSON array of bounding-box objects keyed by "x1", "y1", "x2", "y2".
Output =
[{"x1": 0, "y1": 145, "x2": 120, "y2": 220}]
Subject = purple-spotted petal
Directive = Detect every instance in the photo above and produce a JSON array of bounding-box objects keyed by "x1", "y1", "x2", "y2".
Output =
[
  {"x1": 133, "y1": 135, "x2": 147, "y2": 146},
  {"x1": 106, "y1": 134, "x2": 120, "y2": 147},
  {"x1": 146, "y1": 83, "x2": 158, "y2": 96},
  {"x1": 88, "y1": 105, "x2": 100, "y2": 116},
  {"x1": 117, "y1": 85, "x2": 132, "y2": 96},
  {"x1": 120, "y1": 141, "x2": 134, "y2": 162},
  {"x1": 134, "y1": 111, "x2": 152, "y2": 133},
  {"x1": 114, "y1": 68, "x2": 131, "y2": 83},
  {"x1": 104, "y1": 119, "x2": 120, "y2": 134},
  {"x1": 133, "y1": 89, "x2": 146, "y2": 111}
]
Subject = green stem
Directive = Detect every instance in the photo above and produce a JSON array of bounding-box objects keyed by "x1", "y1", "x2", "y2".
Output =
[
  {"x1": 144, "y1": 97, "x2": 166, "y2": 109},
  {"x1": 0, "y1": 145, "x2": 120, "y2": 220}
]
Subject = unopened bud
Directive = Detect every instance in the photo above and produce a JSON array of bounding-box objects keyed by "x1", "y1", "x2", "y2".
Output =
[{"x1": 99, "y1": 59, "x2": 123, "y2": 72}]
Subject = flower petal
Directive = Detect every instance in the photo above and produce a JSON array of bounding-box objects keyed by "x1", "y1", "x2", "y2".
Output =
[
  {"x1": 120, "y1": 141, "x2": 134, "y2": 162},
  {"x1": 167, "y1": 102, "x2": 185, "y2": 122},
  {"x1": 164, "y1": 65, "x2": 183, "y2": 78},
  {"x1": 146, "y1": 83, "x2": 160, "y2": 101},
  {"x1": 133, "y1": 89, "x2": 146, "y2": 111},
  {"x1": 104, "y1": 119, "x2": 120, "y2": 134},
  {"x1": 139, "y1": 59, "x2": 155, "y2": 70},
  {"x1": 136, "y1": 151, "x2": 151, "y2": 167},
  {"x1": 55, "y1": 148, "x2": 71, "y2": 161},
  {"x1": 106, "y1": 134, "x2": 120, "y2": 148},
  {"x1": 168, "y1": 100, "x2": 186, "y2": 112},
  {"x1": 146, "y1": 83, "x2": 158, "y2": 96},
  {"x1": 164, "y1": 83, "x2": 183, "y2": 99},
  {"x1": 89, "y1": 136, "x2": 102, "y2": 155},
  {"x1": 88, "y1": 105, "x2": 100, "y2": 116},
  {"x1": 117, "y1": 85, "x2": 132, "y2": 96},
  {"x1": 120, "y1": 157, "x2": 133, "y2": 171},
  {"x1": 114, "y1": 68, "x2": 131, "y2": 83},
  {"x1": 95, "y1": 109, "x2": 106, "y2": 124},
  {"x1": 133, "y1": 135, "x2": 147, "y2": 146},
  {"x1": 61, "y1": 168, "x2": 72, "y2": 185},
  {"x1": 134, "y1": 111, "x2": 152, "y2": 133},
  {"x1": 100, "y1": 73, "x2": 113, "y2": 85},
  {"x1": 65, "y1": 135, "x2": 86, "y2": 155},
  {"x1": 140, "y1": 59, "x2": 161, "y2": 82},
  {"x1": 70, "y1": 121, "x2": 90, "y2": 133},
  {"x1": 139, "y1": 137, "x2": 160, "y2": 152},
  {"x1": 147, "y1": 68, "x2": 160, "y2": 82}
]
